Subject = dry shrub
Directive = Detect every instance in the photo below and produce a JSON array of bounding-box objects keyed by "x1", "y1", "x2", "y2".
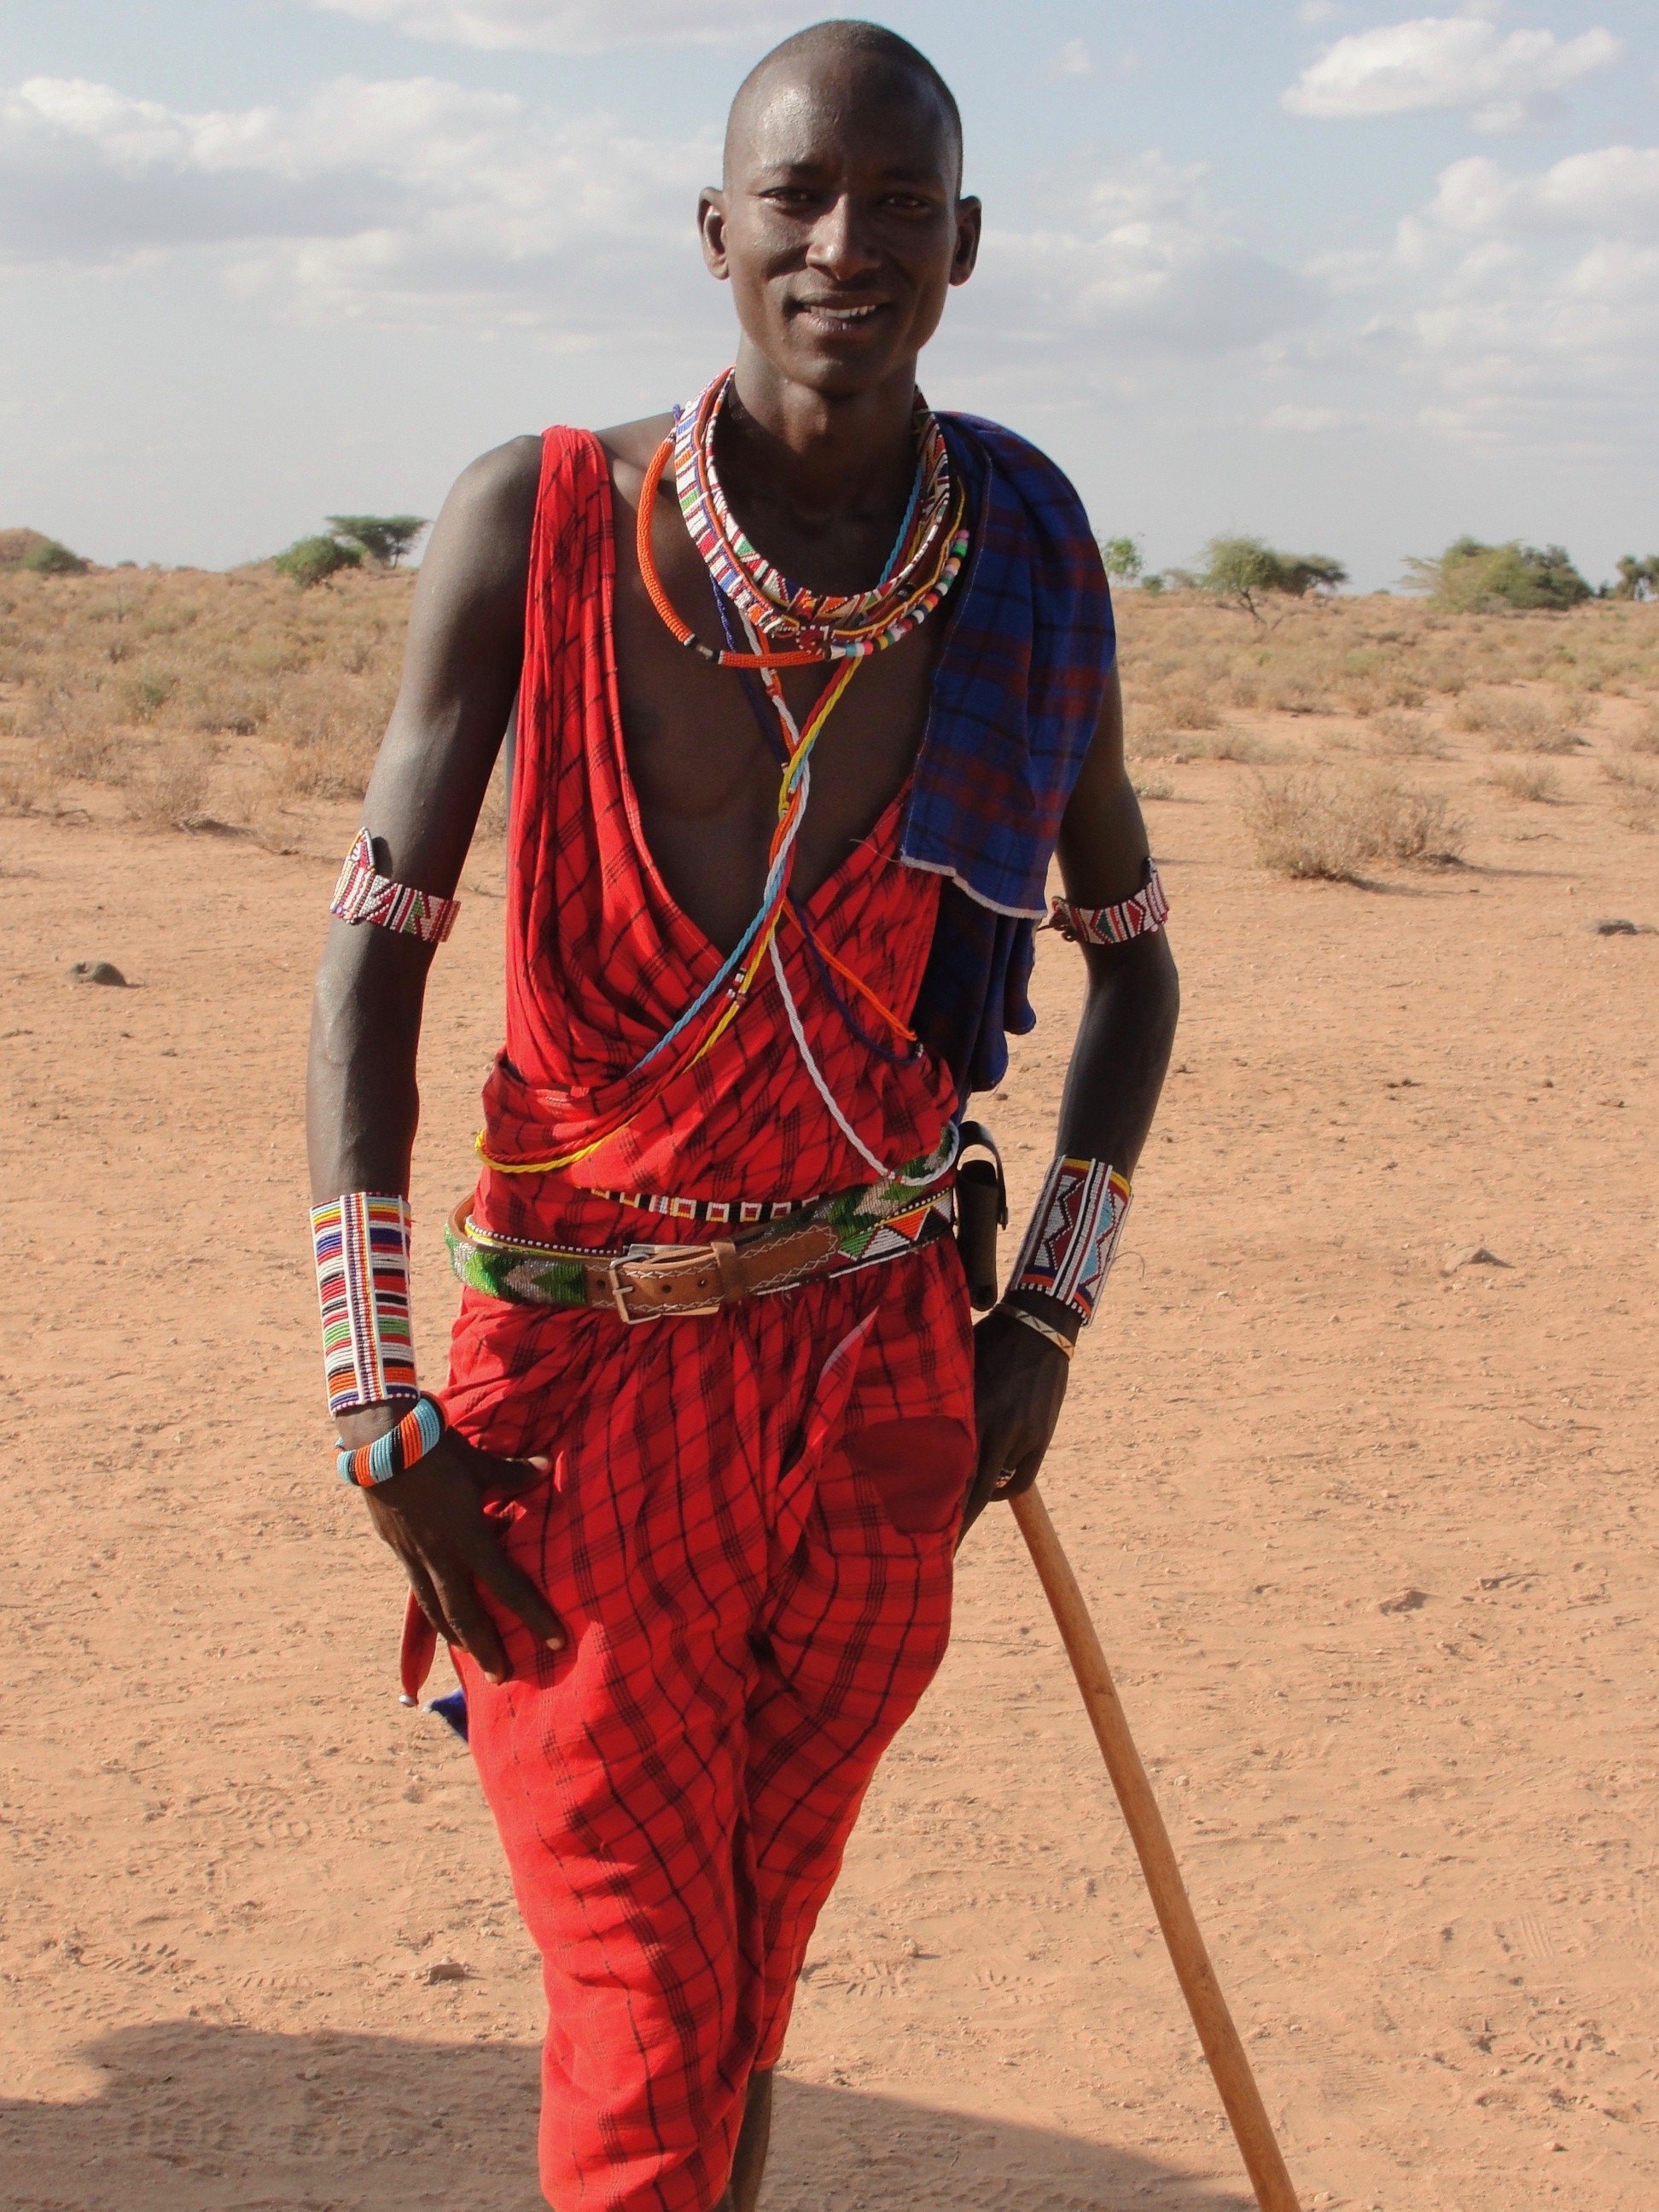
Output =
[
  {"x1": 1173, "y1": 728, "x2": 1281, "y2": 765},
  {"x1": 1615, "y1": 706, "x2": 1659, "y2": 756},
  {"x1": 121, "y1": 668, "x2": 178, "y2": 723},
  {"x1": 124, "y1": 741, "x2": 211, "y2": 831},
  {"x1": 41, "y1": 714, "x2": 126, "y2": 784},
  {"x1": 1602, "y1": 756, "x2": 1659, "y2": 797},
  {"x1": 1131, "y1": 770, "x2": 1174, "y2": 801},
  {"x1": 1488, "y1": 760, "x2": 1562, "y2": 804},
  {"x1": 1242, "y1": 771, "x2": 1465, "y2": 880},
  {"x1": 1457, "y1": 690, "x2": 1581, "y2": 753},
  {"x1": 1452, "y1": 689, "x2": 1505, "y2": 732},
  {"x1": 223, "y1": 765, "x2": 304, "y2": 853},
  {"x1": 0, "y1": 754, "x2": 54, "y2": 816},
  {"x1": 1136, "y1": 679, "x2": 1219, "y2": 731},
  {"x1": 270, "y1": 717, "x2": 373, "y2": 805},
  {"x1": 1254, "y1": 667, "x2": 1332, "y2": 716},
  {"x1": 1599, "y1": 756, "x2": 1659, "y2": 830},
  {"x1": 1371, "y1": 709, "x2": 1446, "y2": 759}
]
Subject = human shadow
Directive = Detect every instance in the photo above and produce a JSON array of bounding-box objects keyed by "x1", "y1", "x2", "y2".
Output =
[{"x1": 0, "y1": 2018, "x2": 1254, "y2": 2210}]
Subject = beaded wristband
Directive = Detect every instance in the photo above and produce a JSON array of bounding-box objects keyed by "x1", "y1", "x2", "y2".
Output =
[
  {"x1": 1004, "y1": 1303, "x2": 1076, "y2": 1360},
  {"x1": 1047, "y1": 862, "x2": 1168, "y2": 946},
  {"x1": 336, "y1": 1394, "x2": 446, "y2": 1488},
  {"x1": 1008, "y1": 1157, "x2": 1132, "y2": 1326},
  {"x1": 311, "y1": 1192, "x2": 418, "y2": 1417},
  {"x1": 331, "y1": 830, "x2": 459, "y2": 946}
]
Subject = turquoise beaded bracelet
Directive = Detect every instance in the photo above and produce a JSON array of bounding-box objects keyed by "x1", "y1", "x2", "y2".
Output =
[{"x1": 336, "y1": 1394, "x2": 446, "y2": 1488}]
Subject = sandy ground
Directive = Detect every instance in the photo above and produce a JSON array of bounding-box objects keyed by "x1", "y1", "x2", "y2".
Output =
[{"x1": 2, "y1": 728, "x2": 1656, "y2": 2212}]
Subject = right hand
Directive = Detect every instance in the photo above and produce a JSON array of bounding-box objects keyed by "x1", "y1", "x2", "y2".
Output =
[{"x1": 357, "y1": 1428, "x2": 565, "y2": 1685}]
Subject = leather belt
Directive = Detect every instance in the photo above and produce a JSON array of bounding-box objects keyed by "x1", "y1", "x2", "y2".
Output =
[{"x1": 446, "y1": 1160, "x2": 956, "y2": 1323}]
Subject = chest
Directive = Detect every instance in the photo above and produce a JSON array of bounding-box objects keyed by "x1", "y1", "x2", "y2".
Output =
[{"x1": 608, "y1": 480, "x2": 945, "y2": 958}]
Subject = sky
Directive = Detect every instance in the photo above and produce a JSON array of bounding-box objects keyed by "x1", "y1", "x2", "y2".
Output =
[{"x1": 1, "y1": 0, "x2": 1655, "y2": 587}]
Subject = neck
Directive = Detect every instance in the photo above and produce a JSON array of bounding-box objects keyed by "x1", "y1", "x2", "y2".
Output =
[{"x1": 722, "y1": 344, "x2": 920, "y2": 523}]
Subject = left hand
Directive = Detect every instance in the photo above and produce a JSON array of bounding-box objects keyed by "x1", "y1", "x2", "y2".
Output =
[{"x1": 963, "y1": 1301, "x2": 1075, "y2": 1538}]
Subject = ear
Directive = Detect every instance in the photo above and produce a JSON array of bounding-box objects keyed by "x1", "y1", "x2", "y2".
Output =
[
  {"x1": 699, "y1": 187, "x2": 731, "y2": 281},
  {"x1": 950, "y1": 195, "x2": 982, "y2": 288}
]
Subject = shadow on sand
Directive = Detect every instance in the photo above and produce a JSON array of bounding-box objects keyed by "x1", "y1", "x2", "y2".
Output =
[{"x1": 0, "y1": 2018, "x2": 1253, "y2": 2210}]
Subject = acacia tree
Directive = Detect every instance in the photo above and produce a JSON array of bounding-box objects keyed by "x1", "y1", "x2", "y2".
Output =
[
  {"x1": 1194, "y1": 534, "x2": 1347, "y2": 623},
  {"x1": 275, "y1": 534, "x2": 363, "y2": 589},
  {"x1": 325, "y1": 514, "x2": 429, "y2": 568},
  {"x1": 1403, "y1": 537, "x2": 1591, "y2": 612},
  {"x1": 1613, "y1": 554, "x2": 1659, "y2": 602},
  {"x1": 1097, "y1": 535, "x2": 1145, "y2": 585}
]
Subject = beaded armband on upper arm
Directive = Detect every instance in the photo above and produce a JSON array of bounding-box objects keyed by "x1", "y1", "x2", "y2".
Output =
[
  {"x1": 330, "y1": 830, "x2": 460, "y2": 945},
  {"x1": 1046, "y1": 861, "x2": 1167, "y2": 946}
]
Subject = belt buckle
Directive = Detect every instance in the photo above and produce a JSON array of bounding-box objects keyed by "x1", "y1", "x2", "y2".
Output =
[{"x1": 607, "y1": 1247, "x2": 724, "y2": 1324}]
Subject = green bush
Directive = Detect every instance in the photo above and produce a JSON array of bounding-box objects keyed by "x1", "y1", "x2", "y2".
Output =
[
  {"x1": 1097, "y1": 535, "x2": 1144, "y2": 585},
  {"x1": 1405, "y1": 537, "x2": 1591, "y2": 613},
  {"x1": 325, "y1": 514, "x2": 429, "y2": 568},
  {"x1": 1613, "y1": 555, "x2": 1659, "y2": 602},
  {"x1": 1191, "y1": 534, "x2": 1348, "y2": 620},
  {"x1": 274, "y1": 534, "x2": 364, "y2": 590},
  {"x1": 23, "y1": 538, "x2": 89, "y2": 577}
]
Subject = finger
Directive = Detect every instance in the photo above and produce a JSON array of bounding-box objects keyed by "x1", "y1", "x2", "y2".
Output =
[
  {"x1": 433, "y1": 1569, "x2": 510, "y2": 1686},
  {"x1": 957, "y1": 1447, "x2": 1012, "y2": 1548},
  {"x1": 996, "y1": 1451, "x2": 1043, "y2": 1501},
  {"x1": 469, "y1": 1539, "x2": 567, "y2": 1652},
  {"x1": 404, "y1": 1560, "x2": 459, "y2": 1650},
  {"x1": 472, "y1": 1451, "x2": 551, "y2": 1500}
]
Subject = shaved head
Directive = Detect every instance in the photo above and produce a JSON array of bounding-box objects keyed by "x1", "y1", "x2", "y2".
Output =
[{"x1": 725, "y1": 19, "x2": 963, "y2": 190}]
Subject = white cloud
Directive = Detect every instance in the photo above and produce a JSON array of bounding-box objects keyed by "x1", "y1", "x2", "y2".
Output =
[
  {"x1": 0, "y1": 73, "x2": 717, "y2": 337},
  {"x1": 1053, "y1": 38, "x2": 1093, "y2": 79},
  {"x1": 1303, "y1": 143, "x2": 1659, "y2": 450},
  {"x1": 1263, "y1": 402, "x2": 1351, "y2": 430},
  {"x1": 0, "y1": 76, "x2": 1316, "y2": 374},
  {"x1": 967, "y1": 154, "x2": 1318, "y2": 365},
  {"x1": 310, "y1": 0, "x2": 796, "y2": 51},
  {"x1": 1284, "y1": 16, "x2": 1621, "y2": 133}
]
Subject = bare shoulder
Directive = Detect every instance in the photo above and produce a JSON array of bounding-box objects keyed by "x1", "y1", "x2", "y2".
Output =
[
  {"x1": 595, "y1": 413, "x2": 676, "y2": 512},
  {"x1": 423, "y1": 434, "x2": 544, "y2": 596}
]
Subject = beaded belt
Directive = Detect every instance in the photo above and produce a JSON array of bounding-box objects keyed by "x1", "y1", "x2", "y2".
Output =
[{"x1": 448, "y1": 1138, "x2": 958, "y2": 1323}]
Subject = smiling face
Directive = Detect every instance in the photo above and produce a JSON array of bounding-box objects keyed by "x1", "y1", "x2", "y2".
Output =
[{"x1": 701, "y1": 45, "x2": 980, "y2": 402}]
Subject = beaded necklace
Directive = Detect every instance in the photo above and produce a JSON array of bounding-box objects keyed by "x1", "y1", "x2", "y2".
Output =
[
  {"x1": 480, "y1": 374, "x2": 964, "y2": 1178},
  {"x1": 637, "y1": 366, "x2": 969, "y2": 670}
]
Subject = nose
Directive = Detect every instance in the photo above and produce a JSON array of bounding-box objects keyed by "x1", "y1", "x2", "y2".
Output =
[{"x1": 805, "y1": 193, "x2": 882, "y2": 284}]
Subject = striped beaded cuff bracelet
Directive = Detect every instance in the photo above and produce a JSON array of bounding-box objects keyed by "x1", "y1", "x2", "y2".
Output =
[
  {"x1": 1047, "y1": 862, "x2": 1168, "y2": 947},
  {"x1": 330, "y1": 830, "x2": 459, "y2": 946},
  {"x1": 1008, "y1": 1156, "x2": 1132, "y2": 1327},
  {"x1": 336, "y1": 1394, "x2": 446, "y2": 1488},
  {"x1": 311, "y1": 1192, "x2": 419, "y2": 1417}
]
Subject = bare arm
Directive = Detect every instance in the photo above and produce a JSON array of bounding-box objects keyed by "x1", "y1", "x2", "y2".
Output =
[
  {"x1": 306, "y1": 434, "x2": 565, "y2": 1681},
  {"x1": 966, "y1": 667, "x2": 1181, "y2": 1527}
]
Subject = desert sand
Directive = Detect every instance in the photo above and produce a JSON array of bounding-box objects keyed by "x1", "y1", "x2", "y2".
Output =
[{"x1": 2, "y1": 593, "x2": 1657, "y2": 2211}]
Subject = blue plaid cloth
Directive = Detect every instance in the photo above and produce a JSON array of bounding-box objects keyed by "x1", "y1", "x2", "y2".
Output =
[{"x1": 902, "y1": 416, "x2": 1116, "y2": 1099}]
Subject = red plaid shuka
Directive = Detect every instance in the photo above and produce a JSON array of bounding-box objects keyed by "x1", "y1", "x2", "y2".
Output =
[{"x1": 442, "y1": 429, "x2": 975, "y2": 2212}]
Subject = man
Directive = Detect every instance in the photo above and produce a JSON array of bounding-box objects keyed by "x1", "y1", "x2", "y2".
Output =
[{"x1": 307, "y1": 21, "x2": 1178, "y2": 2212}]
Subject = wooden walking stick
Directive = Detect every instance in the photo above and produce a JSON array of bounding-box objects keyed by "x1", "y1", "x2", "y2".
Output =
[{"x1": 1010, "y1": 1484, "x2": 1301, "y2": 2212}]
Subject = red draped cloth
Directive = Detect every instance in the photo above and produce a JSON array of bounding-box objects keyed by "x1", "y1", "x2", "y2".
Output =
[{"x1": 441, "y1": 429, "x2": 975, "y2": 2212}]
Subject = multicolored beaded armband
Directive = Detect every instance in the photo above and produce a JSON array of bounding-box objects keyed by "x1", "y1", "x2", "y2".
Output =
[
  {"x1": 311, "y1": 1192, "x2": 419, "y2": 1417},
  {"x1": 1009, "y1": 1156, "x2": 1132, "y2": 1327},
  {"x1": 336, "y1": 1394, "x2": 446, "y2": 1488},
  {"x1": 1047, "y1": 862, "x2": 1168, "y2": 946},
  {"x1": 331, "y1": 830, "x2": 459, "y2": 946}
]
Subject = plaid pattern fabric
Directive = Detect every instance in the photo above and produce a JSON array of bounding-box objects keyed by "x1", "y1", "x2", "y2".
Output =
[
  {"x1": 445, "y1": 1239, "x2": 975, "y2": 2212},
  {"x1": 445, "y1": 428, "x2": 980, "y2": 2211},
  {"x1": 905, "y1": 416, "x2": 1116, "y2": 917},
  {"x1": 475, "y1": 428, "x2": 958, "y2": 1241},
  {"x1": 902, "y1": 415, "x2": 1116, "y2": 1097}
]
